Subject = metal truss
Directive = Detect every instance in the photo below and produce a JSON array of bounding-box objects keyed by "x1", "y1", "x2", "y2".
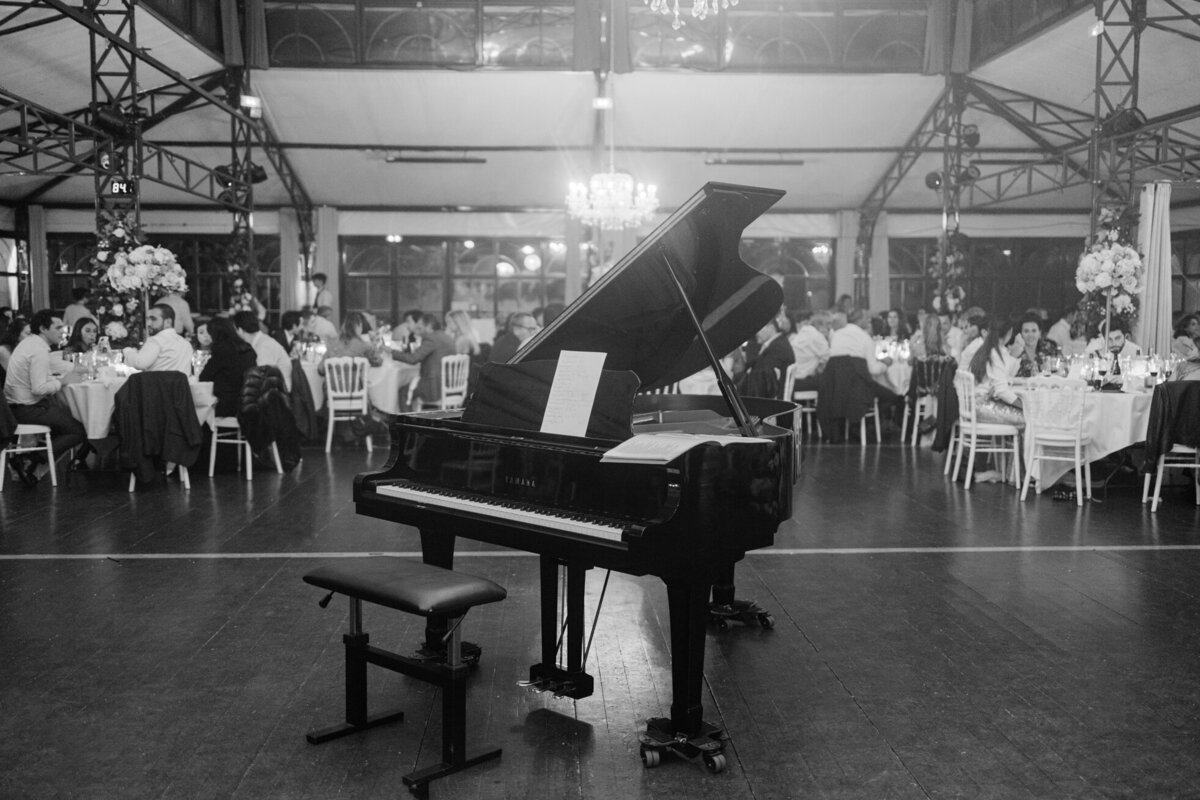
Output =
[
  {"x1": 0, "y1": 1, "x2": 65, "y2": 37},
  {"x1": 254, "y1": 120, "x2": 316, "y2": 251}
]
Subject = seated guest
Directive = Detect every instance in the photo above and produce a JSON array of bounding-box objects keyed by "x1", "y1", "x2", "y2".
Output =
[
  {"x1": 122, "y1": 304, "x2": 194, "y2": 374},
  {"x1": 739, "y1": 317, "x2": 795, "y2": 398},
  {"x1": 788, "y1": 310, "x2": 831, "y2": 391},
  {"x1": 195, "y1": 321, "x2": 212, "y2": 352},
  {"x1": 233, "y1": 311, "x2": 292, "y2": 391},
  {"x1": 198, "y1": 316, "x2": 257, "y2": 416},
  {"x1": 0, "y1": 315, "x2": 30, "y2": 375},
  {"x1": 828, "y1": 309, "x2": 890, "y2": 378},
  {"x1": 2, "y1": 310, "x2": 87, "y2": 483},
  {"x1": 391, "y1": 312, "x2": 456, "y2": 408},
  {"x1": 1173, "y1": 313, "x2": 1200, "y2": 348},
  {"x1": 1047, "y1": 307, "x2": 1078, "y2": 352},
  {"x1": 957, "y1": 308, "x2": 989, "y2": 368},
  {"x1": 159, "y1": 291, "x2": 194, "y2": 336},
  {"x1": 909, "y1": 312, "x2": 947, "y2": 358},
  {"x1": 273, "y1": 310, "x2": 304, "y2": 356},
  {"x1": 884, "y1": 307, "x2": 911, "y2": 340},
  {"x1": 318, "y1": 311, "x2": 382, "y2": 375},
  {"x1": 967, "y1": 320, "x2": 1024, "y2": 428},
  {"x1": 306, "y1": 306, "x2": 339, "y2": 343},
  {"x1": 1010, "y1": 312, "x2": 1061, "y2": 378},
  {"x1": 444, "y1": 309, "x2": 482, "y2": 358},
  {"x1": 542, "y1": 302, "x2": 566, "y2": 327},
  {"x1": 63, "y1": 317, "x2": 98, "y2": 355},
  {"x1": 489, "y1": 312, "x2": 538, "y2": 363},
  {"x1": 1085, "y1": 319, "x2": 1141, "y2": 360},
  {"x1": 62, "y1": 287, "x2": 93, "y2": 329}
]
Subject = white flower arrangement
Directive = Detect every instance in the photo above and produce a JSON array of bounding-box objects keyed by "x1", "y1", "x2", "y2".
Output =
[
  {"x1": 1075, "y1": 208, "x2": 1144, "y2": 326},
  {"x1": 104, "y1": 244, "x2": 188, "y2": 295},
  {"x1": 105, "y1": 320, "x2": 128, "y2": 340}
]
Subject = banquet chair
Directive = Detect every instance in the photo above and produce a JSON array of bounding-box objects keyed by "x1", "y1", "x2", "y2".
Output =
[
  {"x1": 846, "y1": 399, "x2": 881, "y2": 447},
  {"x1": 782, "y1": 364, "x2": 818, "y2": 440},
  {"x1": 902, "y1": 356, "x2": 956, "y2": 446},
  {"x1": 324, "y1": 356, "x2": 372, "y2": 453},
  {"x1": 208, "y1": 415, "x2": 283, "y2": 482},
  {"x1": 1141, "y1": 382, "x2": 1200, "y2": 512},
  {"x1": 113, "y1": 371, "x2": 203, "y2": 492},
  {"x1": 951, "y1": 371, "x2": 1022, "y2": 490},
  {"x1": 0, "y1": 424, "x2": 57, "y2": 491},
  {"x1": 1020, "y1": 382, "x2": 1091, "y2": 506},
  {"x1": 419, "y1": 354, "x2": 470, "y2": 411}
]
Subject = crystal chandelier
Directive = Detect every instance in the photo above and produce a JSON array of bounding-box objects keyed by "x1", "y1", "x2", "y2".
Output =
[
  {"x1": 567, "y1": 171, "x2": 658, "y2": 231},
  {"x1": 645, "y1": 0, "x2": 737, "y2": 30}
]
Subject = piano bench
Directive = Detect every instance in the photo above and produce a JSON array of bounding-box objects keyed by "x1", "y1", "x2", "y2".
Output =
[{"x1": 303, "y1": 558, "x2": 506, "y2": 798}]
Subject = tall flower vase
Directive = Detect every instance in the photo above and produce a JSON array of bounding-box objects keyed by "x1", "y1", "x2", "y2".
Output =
[
  {"x1": 141, "y1": 290, "x2": 150, "y2": 344},
  {"x1": 1104, "y1": 288, "x2": 1112, "y2": 337}
]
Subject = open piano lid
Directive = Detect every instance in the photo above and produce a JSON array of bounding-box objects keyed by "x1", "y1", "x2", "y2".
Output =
[{"x1": 514, "y1": 182, "x2": 786, "y2": 392}]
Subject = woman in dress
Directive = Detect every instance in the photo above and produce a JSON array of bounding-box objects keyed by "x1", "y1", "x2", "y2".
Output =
[
  {"x1": 63, "y1": 318, "x2": 98, "y2": 355},
  {"x1": 909, "y1": 312, "x2": 946, "y2": 358},
  {"x1": 198, "y1": 316, "x2": 257, "y2": 417},
  {"x1": 1010, "y1": 312, "x2": 1061, "y2": 378},
  {"x1": 195, "y1": 321, "x2": 213, "y2": 352},
  {"x1": 444, "y1": 309, "x2": 481, "y2": 358},
  {"x1": 968, "y1": 318, "x2": 1024, "y2": 427},
  {"x1": 884, "y1": 307, "x2": 911, "y2": 341}
]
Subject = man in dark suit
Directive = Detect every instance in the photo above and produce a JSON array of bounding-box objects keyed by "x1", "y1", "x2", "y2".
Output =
[
  {"x1": 391, "y1": 313, "x2": 457, "y2": 408},
  {"x1": 739, "y1": 317, "x2": 795, "y2": 398},
  {"x1": 272, "y1": 310, "x2": 304, "y2": 356}
]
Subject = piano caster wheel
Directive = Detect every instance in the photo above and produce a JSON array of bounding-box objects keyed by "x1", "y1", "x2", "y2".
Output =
[
  {"x1": 640, "y1": 746, "x2": 661, "y2": 768},
  {"x1": 709, "y1": 599, "x2": 773, "y2": 630},
  {"x1": 757, "y1": 612, "x2": 774, "y2": 629},
  {"x1": 704, "y1": 753, "x2": 727, "y2": 774}
]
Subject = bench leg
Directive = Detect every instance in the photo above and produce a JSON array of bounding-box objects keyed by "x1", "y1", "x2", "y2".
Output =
[
  {"x1": 402, "y1": 622, "x2": 501, "y2": 798},
  {"x1": 307, "y1": 603, "x2": 406, "y2": 744}
]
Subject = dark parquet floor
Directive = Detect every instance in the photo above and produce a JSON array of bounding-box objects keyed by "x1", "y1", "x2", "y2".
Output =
[{"x1": 2, "y1": 437, "x2": 1199, "y2": 800}]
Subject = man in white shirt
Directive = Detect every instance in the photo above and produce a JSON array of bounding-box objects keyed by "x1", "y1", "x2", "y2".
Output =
[
  {"x1": 233, "y1": 310, "x2": 293, "y2": 391},
  {"x1": 1085, "y1": 320, "x2": 1141, "y2": 360},
  {"x1": 122, "y1": 304, "x2": 194, "y2": 374},
  {"x1": 789, "y1": 310, "x2": 831, "y2": 391},
  {"x1": 828, "y1": 309, "x2": 889, "y2": 377},
  {"x1": 311, "y1": 273, "x2": 333, "y2": 311},
  {"x1": 957, "y1": 309, "x2": 989, "y2": 369},
  {"x1": 3, "y1": 310, "x2": 87, "y2": 484},
  {"x1": 1046, "y1": 308, "x2": 1076, "y2": 352},
  {"x1": 305, "y1": 306, "x2": 339, "y2": 342}
]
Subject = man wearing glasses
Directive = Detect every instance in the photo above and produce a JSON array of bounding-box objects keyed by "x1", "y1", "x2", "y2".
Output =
[{"x1": 489, "y1": 312, "x2": 540, "y2": 364}]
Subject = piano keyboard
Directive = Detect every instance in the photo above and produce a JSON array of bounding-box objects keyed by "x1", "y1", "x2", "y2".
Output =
[{"x1": 374, "y1": 482, "x2": 629, "y2": 544}]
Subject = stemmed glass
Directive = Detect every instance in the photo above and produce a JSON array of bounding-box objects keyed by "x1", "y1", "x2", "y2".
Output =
[
  {"x1": 1095, "y1": 355, "x2": 1109, "y2": 389},
  {"x1": 1163, "y1": 355, "x2": 1176, "y2": 381}
]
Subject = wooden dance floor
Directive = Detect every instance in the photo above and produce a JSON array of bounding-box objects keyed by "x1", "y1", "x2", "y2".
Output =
[{"x1": 2, "y1": 442, "x2": 1200, "y2": 799}]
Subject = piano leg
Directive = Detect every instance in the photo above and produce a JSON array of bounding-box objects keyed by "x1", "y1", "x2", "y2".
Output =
[
  {"x1": 416, "y1": 528, "x2": 481, "y2": 665},
  {"x1": 639, "y1": 577, "x2": 727, "y2": 773},
  {"x1": 709, "y1": 564, "x2": 775, "y2": 629}
]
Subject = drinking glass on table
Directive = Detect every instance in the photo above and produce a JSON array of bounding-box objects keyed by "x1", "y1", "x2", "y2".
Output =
[{"x1": 1095, "y1": 356, "x2": 1109, "y2": 389}]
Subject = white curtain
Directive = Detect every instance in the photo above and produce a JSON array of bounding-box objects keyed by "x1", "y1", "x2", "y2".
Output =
[{"x1": 1135, "y1": 181, "x2": 1172, "y2": 356}]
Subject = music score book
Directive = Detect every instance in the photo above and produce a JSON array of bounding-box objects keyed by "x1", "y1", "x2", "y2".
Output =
[
  {"x1": 600, "y1": 433, "x2": 770, "y2": 465},
  {"x1": 540, "y1": 350, "x2": 608, "y2": 438}
]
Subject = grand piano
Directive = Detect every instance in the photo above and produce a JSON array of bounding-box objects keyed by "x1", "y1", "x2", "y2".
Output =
[{"x1": 354, "y1": 182, "x2": 797, "y2": 772}]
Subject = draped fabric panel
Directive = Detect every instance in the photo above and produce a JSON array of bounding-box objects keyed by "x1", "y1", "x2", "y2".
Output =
[
  {"x1": 220, "y1": 0, "x2": 244, "y2": 67},
  {"x1": 27, "y1": 205, "x2": 50, "y2": 310},
  {"x1": 314, "y1": 206, "x2": 340, "y2": 322},
  {"x1": 278, "y1": 209, "x2": 302, "y2": 311},
  {"x1": 950, "y1": 0, "x2": 974, "y2": 75},
  {"x1": 244, "y1": 0, "x2": 270, "y2": 70},
  {"x1": 922, "y1": 0, "x2": 949, "y2": 75},
  {"x1": 574, "y1": 0, "x2": 632, "y2": 73},
  {"x1": 869, "y1": 211, "x2": 891, "y2": 312},
  {"x1": 1135, "y1": 181, "x2": 1172, "y2": 357}
]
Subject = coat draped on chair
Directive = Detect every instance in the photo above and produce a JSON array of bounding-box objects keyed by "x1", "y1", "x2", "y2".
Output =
[{"x1": 114, "y1": 371, "x2": 203, "y2": 483}]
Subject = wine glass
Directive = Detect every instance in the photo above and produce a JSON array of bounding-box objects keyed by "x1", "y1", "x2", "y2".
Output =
[
  {"x1": 1163, "y1": 356, "x2": 1176, "y2": 381},
  {"x1": 1095, "y1": 356, "x2": 1109, "y2": 389}
]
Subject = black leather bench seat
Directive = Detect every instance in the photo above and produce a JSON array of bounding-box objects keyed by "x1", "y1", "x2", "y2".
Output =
[{"x1": 303, "y1": 558, "x2": 506, "y2": 617}]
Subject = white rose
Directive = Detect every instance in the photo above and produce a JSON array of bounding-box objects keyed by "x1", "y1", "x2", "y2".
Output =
[
  {"x1": 1094, "y1": 271, "x2": 1113, "y2": 288},
  {"x1": 1112, "y1": 294, "x2": 1133, "y2": 313},
  {"x1": 113, "y1": 227, "x2": 126, "y2": 239},
  {"x1": 111, "y1": 303, "x2": 124, "y2": 316},
  {"x1": 96, "y1": 250, "x2": 108, "y2": 262}
]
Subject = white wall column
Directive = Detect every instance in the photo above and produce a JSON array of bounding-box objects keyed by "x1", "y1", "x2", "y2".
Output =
[
  {"x1": 314, "y1": 206, "x2": 339, "y2": 321},
  {"x1": 869, "y1": 211, "x2": 891, "y2": 312},
  {"x1": 835, "y1": 211, "x2": 858, "y2": 307},
  {"x1": 278, "y1": 208, "x2": 302, "y2": 311}
]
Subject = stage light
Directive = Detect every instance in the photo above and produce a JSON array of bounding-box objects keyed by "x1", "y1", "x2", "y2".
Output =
[
  {"x1": 961, "y1": 124, "x2": 980, "y2": 149},
  {"x1": 925, "y1": 171, "x2": 943, "y2": 190}
]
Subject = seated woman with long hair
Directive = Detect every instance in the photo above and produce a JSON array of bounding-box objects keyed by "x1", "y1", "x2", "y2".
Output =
[
  {"x1": 968, "y1": 319, "x2": 1024, "y2": 427},
  {"x1": 884, "y1": 307, "x2": 911, "y2": 340},
  {"x1": 444, "y1": 309, "x2": 481, "y2": 358},
  {"x1": 318, "y1": 311, "x2": 382, "y2": 375},
  {"x1": 63, "y1": 318, "x2": 99, "y2": 355},
  {"x1": 199, "y1": 316, "x2": 257, "y2": 417},
  {"x1": 910, "y1": 312, "x2": 946, "y2": 358},
  {"x1": 1010, "y1": 311, "x2": 1061, "y2": 378}
]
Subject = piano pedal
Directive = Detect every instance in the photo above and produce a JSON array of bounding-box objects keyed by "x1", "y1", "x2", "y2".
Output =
[
  {"x1": 708, "y1": 599, "x2": 774, "y2": 630},
  {"x1": 638, "y1": 718, "x2": 728, "y2": 773},
  {"x1": 516, "y1": 678, "x2": 553, "y2": 693}
]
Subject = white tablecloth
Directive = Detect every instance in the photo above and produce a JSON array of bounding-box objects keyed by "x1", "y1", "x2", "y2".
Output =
[
  {"x1": 879, "y1": 360, "x2": 912, "y2": 396},
  {"x1": 1018, "y1": 388, "x2": 1154, "y2": 487},
  {"x1": 300, "y1": 360, "x2": 420, "y2": 415},
  {"x1": 64, "y1": 376, "x2": 215, "y2": 440}
]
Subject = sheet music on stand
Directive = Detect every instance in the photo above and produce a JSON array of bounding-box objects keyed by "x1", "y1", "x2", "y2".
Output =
[{"x1": 600, "y1": 432, "x2": 769, "y2": 465}]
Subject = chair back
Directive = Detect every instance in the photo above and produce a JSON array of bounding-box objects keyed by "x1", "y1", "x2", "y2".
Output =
[
  {"x1": 782, "y1": 363, "x2": 797, "y2": 401},
  {"x1": 1025, "y1": 376, "x2": 1087, "y2": 391},
  {"x1": 953, "y1": 370, "x2": 977, "y2": 424},
  {"x1": 439, "y1": 354, "x2": 471, "y2": 409},
  {"x1": 912, "y1": 355, "x2": 956, "y2": 396},
  {"x1": 1022, "y1": 384, "x2": 1087, "y2": 438},
  {"x1": 325, "y1": 356, "x2": 369, "y2": 413}
]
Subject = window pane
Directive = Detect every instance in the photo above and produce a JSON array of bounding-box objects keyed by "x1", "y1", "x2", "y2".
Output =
[
  {"x1": 396, "y1": 278, "x2": 445, "y2": 315},
  {"x1": 396, "y1": 241, "x2": 448, "y2": 275},
  {"x1": 343, "y1": 277, "x2": 394, "y2": 320},
  {"x1": 451, "y1": 278, "x2": 495, "y2": 316},
  {"x1": 344, "y1": 240, "x2": 391, "y2": 275},
  {"x1": 363, "y1": 5, "x2": 477, "y2": 66},
  {"x1": 453, "y1": 241, "x2": 493, "y2": 275},
  {"x1": 483, "y1": 5, "x2": 574, "y2": 67}
]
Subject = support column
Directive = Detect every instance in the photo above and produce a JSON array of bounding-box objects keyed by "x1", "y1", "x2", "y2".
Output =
[
  {"x1": 835, "y1": 211, "x2": 858, "y2": 309},
  {"x1": 314, "y1": 206, "x2": 340, "y2": 322},
  {"x1": 868, "y1": 211, "x2": 890, "y2": 312},
  {"x1": 279, "y1": 208, "x2": 302, "y2": 311}
]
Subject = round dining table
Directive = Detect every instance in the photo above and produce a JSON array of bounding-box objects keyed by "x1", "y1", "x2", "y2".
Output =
[
  {"x1": 1018, "y1": 385, "x2": 1154, "y2": 487},
  {"x1": 63, "y1": 373, "x2": 215, "y2": 439},
  {"x1": 300, "y1": 359, "x2": 421, "y2": 415}
]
